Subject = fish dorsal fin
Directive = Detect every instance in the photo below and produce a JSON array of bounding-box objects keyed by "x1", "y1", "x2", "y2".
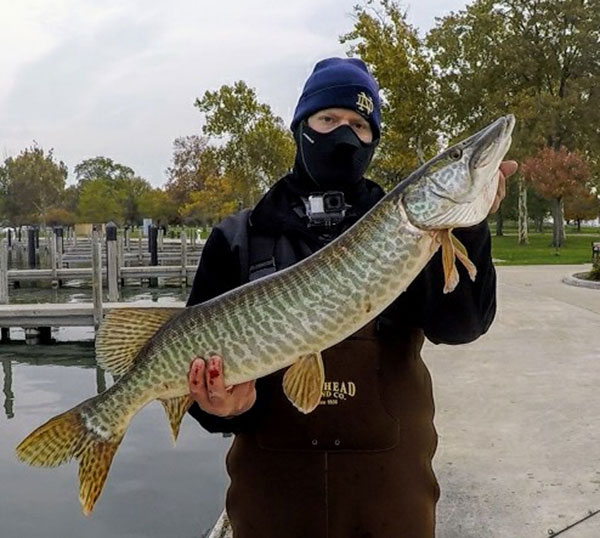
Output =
[
  {"x1": 282, "y1": 352, "x2": 324, "y2": 414},
  {"x1": 95, "y1": 308, "x2": 180, "y2": 376},
  {"x1": 159, "y1": 395, "x2": 193, "y2": 445}
]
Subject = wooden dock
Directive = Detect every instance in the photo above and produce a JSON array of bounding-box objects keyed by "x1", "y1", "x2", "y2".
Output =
[
  {"x1": 6, "y1": 265, "x2": 199, "y2": 283},
  {"x1": 0, "y1": 301, "x2": 185, "y2": 328},
  {"x1": 0, "y1": 225, "x2": 204, "y2": 342}
]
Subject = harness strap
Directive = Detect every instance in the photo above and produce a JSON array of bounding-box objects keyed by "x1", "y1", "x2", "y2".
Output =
[{"x1": 248, "y1": 228, "x2": 277, "y2": 282}]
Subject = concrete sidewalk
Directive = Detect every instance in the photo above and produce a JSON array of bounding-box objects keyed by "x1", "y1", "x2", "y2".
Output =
[{"x1": 427, "y1": 265, "x2": 600, "y2": 538}]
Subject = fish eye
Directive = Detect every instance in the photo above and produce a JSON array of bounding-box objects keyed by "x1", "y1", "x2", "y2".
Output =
[{"x1": 449, "y1": 148, "x2": 462, "y2": 160}]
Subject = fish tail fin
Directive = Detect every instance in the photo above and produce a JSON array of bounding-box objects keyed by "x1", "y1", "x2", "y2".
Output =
[
  {"x1": 77, "y1": 431, "x2": 123, "y2": 516},
  {"x1": 16, "y1": 402, "x2": 124, "y2": 516}
]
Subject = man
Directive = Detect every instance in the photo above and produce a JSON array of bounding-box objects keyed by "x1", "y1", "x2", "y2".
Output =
[{"x1": 186, "y1": 58, "x2": 517, "y2": 537}]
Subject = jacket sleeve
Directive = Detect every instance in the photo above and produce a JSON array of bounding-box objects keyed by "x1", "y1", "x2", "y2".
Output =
[
  {"x1": 186, "y1": 227, "x2": 262, "y2": 434},
  {"x1": 379, "y1": 220, "x2": 496, "y2": 345}
]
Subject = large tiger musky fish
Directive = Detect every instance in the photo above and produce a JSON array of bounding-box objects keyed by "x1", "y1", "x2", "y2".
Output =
[{"x1": 16, "y1": 114, "x2": 515, "y2": 515}]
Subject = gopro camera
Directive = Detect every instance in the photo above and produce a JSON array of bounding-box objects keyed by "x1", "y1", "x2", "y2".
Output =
[{"x1": 305, "y1": 191, "x2": 347, "y2": 227}]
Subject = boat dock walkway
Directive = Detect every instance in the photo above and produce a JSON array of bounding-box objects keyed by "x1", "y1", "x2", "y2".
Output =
[
  {"x1": 6, "y1": 265, "x2": 199, "y2": 283},
  {"x1": 0, "y1": 301, "x2": 187, "y2": 344},
  {"x1": 0, "y1": 301, "x2": 186, "y2": 328}
]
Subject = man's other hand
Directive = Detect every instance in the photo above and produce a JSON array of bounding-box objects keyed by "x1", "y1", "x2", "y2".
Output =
[
  {"x1": 188, "y1": 355, "x2": 256, "y2": 417},
  {"x1": 489, "y1": 160, "x2": 518, "y2": 214}
]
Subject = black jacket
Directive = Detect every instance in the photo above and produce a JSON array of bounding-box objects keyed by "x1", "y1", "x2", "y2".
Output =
[{"x1": 186, "y1": 172, "x2": 497, "y2": 433}]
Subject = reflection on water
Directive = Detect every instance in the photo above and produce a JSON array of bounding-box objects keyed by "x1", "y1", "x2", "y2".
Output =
[
  {"x1": 7, "y1": 282, "x2": 190, "y2": 305},
  {"x1": 2, "y1": 359, "x2": 13, "y2": 418},
  {"x1": 0, "y1": 344, "x2": 102, "y2": 420},
  {"x1": 0, "y1": 289, "x2": 230, "y2": 538}
]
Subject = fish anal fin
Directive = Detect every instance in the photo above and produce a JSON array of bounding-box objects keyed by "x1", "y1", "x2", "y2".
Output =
[
  {"x1": 440, "y1": 230, "x2": 460, "y2": 294},
  {"x1": 159, "y1": 395, "x2": 193, "y2": 445},
  {"x1": 95, "y1": 308, "x2": 180, "y2": 377},
  {"x1": 451, "y1": 233, "x2": 477, "y2": 281},
  {"x1": 282, "y1": 352, "x2": 324, "y2": 414}
]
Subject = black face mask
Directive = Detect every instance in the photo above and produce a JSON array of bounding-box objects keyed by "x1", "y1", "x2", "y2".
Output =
[{"x1": 295, "y1": 122, "x2": 377, "y2": 191}]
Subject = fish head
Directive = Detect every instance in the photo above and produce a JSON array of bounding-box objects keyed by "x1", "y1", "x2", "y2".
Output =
[{"x1": 402, "y1": 114, "x2": 515, "y2": 230}]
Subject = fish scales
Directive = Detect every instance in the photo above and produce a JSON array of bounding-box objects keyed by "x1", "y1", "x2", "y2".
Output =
[
  {"x1": 87, "y1": 197, "x2": 431, "y2": 427},
  {"x1": 161, "y1": 199, "x2": 425, "y2": 384}
]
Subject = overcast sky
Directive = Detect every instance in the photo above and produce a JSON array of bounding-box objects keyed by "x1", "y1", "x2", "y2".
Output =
[{"x1": 0, "y1": 0, "x2": 469, "y2": 187}]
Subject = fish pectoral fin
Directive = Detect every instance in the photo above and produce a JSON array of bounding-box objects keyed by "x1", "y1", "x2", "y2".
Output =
[
  {"x1": 95, "y1": 308, "x2": 180, "y2": 377},
  {"x1": 451, "y1": 233, "x2": 477, "y2": 282},
  {"x1": 440, "y1": 229, "x2": 460, "y2": 294},
  {"x1": 159, "y1": 395, "x2": 193, "y2": 445},
  {"x1": 282, "y1": 352, "x2": 324, "y2": 414}
]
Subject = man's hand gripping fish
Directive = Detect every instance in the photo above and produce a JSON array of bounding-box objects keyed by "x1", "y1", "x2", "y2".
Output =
[{"x1": 16, "y1": 115, "x2": 515, "y2": 515}]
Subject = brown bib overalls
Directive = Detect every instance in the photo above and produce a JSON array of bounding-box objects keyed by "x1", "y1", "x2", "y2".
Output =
[{"x1": 225, "y1": 322, "x2": 439, "y2": 538}]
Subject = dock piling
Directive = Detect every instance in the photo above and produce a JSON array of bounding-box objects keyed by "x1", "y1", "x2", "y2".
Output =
[
  {"x1": 180, "y1": 230, "x2": 188, "y2": 288},
  {"x1": 158, "y1": 226, "x2": 164, "y2": 251},
  {"x1": 149, "y1": 225, "x2": 158, "y2": 288},
  {"x1": 0, "y1": 240, "x2": 8, "y2": 305},
  {"x1": 1, "y1": 328, "x2": 9, "y2": 344},
  {"x1": 27, "y1": 227, "x2": 36, "y2": 269},
  {"x1": 50, "y1": 231, "x2": 58, "y2": 288},
  {"x1": 117, "y1": 235, "x2": 124, "y2": 286},
  {"x1": 24, "y1": 327, "x2": 52, "y2": 345},
  {"x1": 106, "y1": 221, "x2": 119, "y2": 302},
  {"x1": 91, "y1": 229, "x2": 103, "y2": 331}
]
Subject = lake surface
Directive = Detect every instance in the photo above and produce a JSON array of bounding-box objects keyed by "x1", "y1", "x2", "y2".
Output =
[{"x1": 0, "y1": 288, "x2": 231, "y2": 538}]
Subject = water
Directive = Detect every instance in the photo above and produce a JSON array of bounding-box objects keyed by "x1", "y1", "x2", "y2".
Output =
[{"x1": 0, "y1": 288, "x2": 231, "y2": 538}]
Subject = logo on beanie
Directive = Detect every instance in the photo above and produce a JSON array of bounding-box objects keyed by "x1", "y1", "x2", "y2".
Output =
[{"x1": 356, "y1": 91, "x2": 374, "y2": 116}]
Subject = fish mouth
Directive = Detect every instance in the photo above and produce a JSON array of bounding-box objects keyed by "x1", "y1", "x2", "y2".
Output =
[{"x1": 469, "y1": 114, "x2": 515, "y2": 173}]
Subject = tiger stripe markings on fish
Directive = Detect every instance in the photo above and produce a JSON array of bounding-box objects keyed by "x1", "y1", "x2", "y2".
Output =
[{"x1": 16, "y1": 115, "x2": 515, "y2": 515}]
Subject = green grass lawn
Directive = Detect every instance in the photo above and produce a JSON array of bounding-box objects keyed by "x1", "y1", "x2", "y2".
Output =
[{"x1": 491, "y1": 231, "x2": 600, "y2": 265}]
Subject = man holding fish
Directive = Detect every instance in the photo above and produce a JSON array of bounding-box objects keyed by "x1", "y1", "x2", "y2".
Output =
[
  {"x1": 186, "y1": 58, "x2": 518, "y2": 537},
  {"x1": 16, "y1": 58, "x2": 517, "y2": 526}
]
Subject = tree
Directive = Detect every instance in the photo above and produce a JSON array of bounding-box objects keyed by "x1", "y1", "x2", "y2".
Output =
[
  {"x1": 528, "y1": 188, "x2": 551, "y2": 233},
  {"x1": 427, "y1": 0, "x2": 600, "y2": 241},
  {"x1": 194, "y1": 81, "x2": 294, "y2": 207},
  {"x1": 77, "y1": 179, "x2": 124, "y2": 224},
  {"x1": 115, "y1": 176, "x2": 153, "y2": 225},
  {"x1": 74, "y1": 156, "x2": 135, "y2": 185},
  {"x1": 0, "y1": 144, "x2": 67, "y2": 226},
  {"x1": 138, "y1": 189, "x2": 178, "y2": 225},
  {"x1": 564, "y1": 190, "x2": 599, "y2": 231},
  {"x1": 73, "y1": 156, "x2": 142, "y2": 224},
  {"x1": 63, "y1": 185, "x2": 80, "y2": 215},
  {"x1": 45, "y1": 208, "x2": 76, "y2": 227},
  {"x1": 522, "y1": 146, "x2": 590, "y2": 246},
  {"x1": 179, "y1": 173, "x2": 238, "y2": 226},
  {"x1": 165, "y1": 135, "x2": 220, "y2": 208},
  {"x1": 340, "y1": 0, "x2": 440, "y2": 189}
]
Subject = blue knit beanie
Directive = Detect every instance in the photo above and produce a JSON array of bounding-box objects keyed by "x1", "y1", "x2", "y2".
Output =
[{"x1": 291, "y1": 57, "x2": 381, "y2": 140}]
